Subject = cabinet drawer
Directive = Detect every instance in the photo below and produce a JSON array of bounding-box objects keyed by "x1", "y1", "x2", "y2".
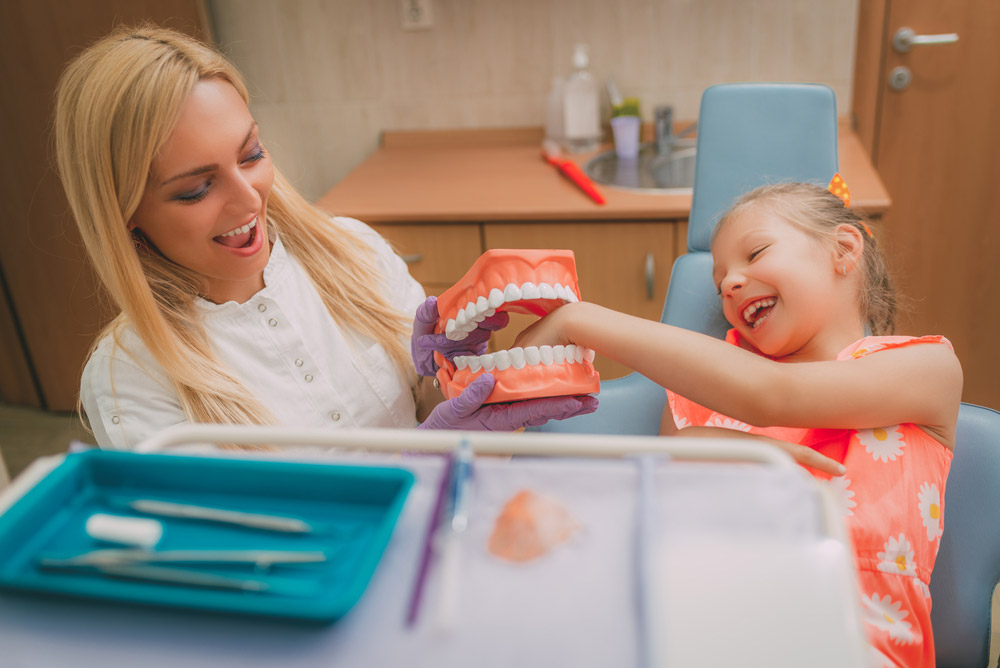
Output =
[{"x1": 371, "y1": 223, "x2": 482, "y2": 287}]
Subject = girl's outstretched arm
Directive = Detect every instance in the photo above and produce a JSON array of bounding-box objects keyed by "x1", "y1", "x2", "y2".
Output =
[{"x1": 515, "y1": 302, "x2": 962, "y2": 449}]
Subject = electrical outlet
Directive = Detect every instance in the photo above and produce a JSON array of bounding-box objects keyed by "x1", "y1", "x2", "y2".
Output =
[{"x1": 401, "y1": 0, "x2": 433, "y2": 31}]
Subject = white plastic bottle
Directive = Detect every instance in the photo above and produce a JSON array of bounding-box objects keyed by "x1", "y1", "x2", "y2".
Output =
[
  {"x1": 545, "y1": 76, "x2": 565, "y2": 146},
  {"x1": 562, "y1": 44, "x2": 601, "y2": 153}
]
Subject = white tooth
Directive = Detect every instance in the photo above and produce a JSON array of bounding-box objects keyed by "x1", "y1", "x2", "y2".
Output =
[
  {"x1": 494, "y1": 350, "x2": 512, "y2": 371},
  {"x1": 484, "y1": 308, "x2": 496, "y2": 317},
  {"x1": 555, "y1": 284, "x2": 571, "y2": 301},
  {"x1": 455, "y1": 356, "x2": 469, "y2": 370},
  {"x1": 460, "y1": 320, "x2": 479, "y2": 333},
  {"x1": 524, "y1": 346, "x2": 541, "y2": 366},
  {"x1": 481, "y1": 353, "x2": 496, "y2": 372},
  {"x1": 488, "y1": 288, "x2": 505, "y2": 309},
  {"x1": 553, "y1": 346, "x2": 566, "y2": 364},
  {"x1": 583, "y1": 348, "x2": 596, "y2": 363},
  {"x1": 476, "y1": 296, "x2": 489, "y2": 313},
  {"x1": 504, "y1": 283, "x2": 522, "y2": 302},
  {"x1": 445, "y1": 319, "x2": 458, "y2": 338},
  {"x1": 509, "y1": 347, "x2": 527, "y2": 369},
  {"x1": 565, "y1": 344, "x2": 577, "y2": 364},
  {"x1": 574, "y1": 346, "x2": 584, "y2": 363},
  {"x1": 447, "y1": 330, "x2": 469, "y2": 341},
  {"x1": 521, "y1": 282, "x2": 541, "y2": 300},
  {"x1": 464, "y1": 302, "x2": 477, "y2": 322},
  {"x1": 539, "y1": 283, "x2": 557, "y2": 299},
  {"x1": 455, "y1": 309, "x2": 468, "y2": 327},
  {"x1": 467, "y1": 357, "x2": 482, "y2": 373},
  {"x1": 565, "y1": 289, "x2": 579, "y2": 303},
  {"x1": 473, "y1": 313, "x2": 487, "y2": 323},
  {"x1": 539, "y1": 345, "x2": 554, "y2": 365}
]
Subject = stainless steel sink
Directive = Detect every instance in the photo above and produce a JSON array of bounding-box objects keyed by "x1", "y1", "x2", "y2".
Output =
[{"x1": 584, "y1": 140, "x2": 696, "y2": 193}]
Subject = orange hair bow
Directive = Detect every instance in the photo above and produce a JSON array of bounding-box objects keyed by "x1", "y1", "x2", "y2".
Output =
[{"x1": 828, "y1": 173, "x2": 873, "y2": 238}]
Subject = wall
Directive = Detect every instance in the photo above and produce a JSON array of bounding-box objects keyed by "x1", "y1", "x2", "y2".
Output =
[{"x1": 208, "y1": 0, "x2": 858, "y2": 202}]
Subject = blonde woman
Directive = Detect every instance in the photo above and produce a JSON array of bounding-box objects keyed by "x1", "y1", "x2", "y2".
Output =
[{"x1": 55, "y1": 25, "x2": 595, "y2": 449}]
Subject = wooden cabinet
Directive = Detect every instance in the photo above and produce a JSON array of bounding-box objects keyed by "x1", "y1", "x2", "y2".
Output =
[
  {"x1": 369, "y1": 223, "x2": 481, "y2": 296},
  {"x1": 371, "y1": 219, "x2": 684, "y2": 380}
]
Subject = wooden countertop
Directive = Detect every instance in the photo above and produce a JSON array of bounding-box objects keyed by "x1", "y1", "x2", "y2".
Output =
[{"x1": 316, "y1": 122, "x2": 890, "y2": 223}]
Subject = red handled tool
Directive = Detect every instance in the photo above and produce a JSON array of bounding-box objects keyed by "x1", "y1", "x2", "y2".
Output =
[{"x1": 541, "y1": 139, "x2": 606, "y2": 205}]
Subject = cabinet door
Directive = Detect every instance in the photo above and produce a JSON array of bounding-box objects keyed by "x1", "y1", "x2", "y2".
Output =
[
  {"x1": 484, "y1": 222, "x2": 680, "y2": 380},
  {"x1": 370, "y1": 223, "x2": 482, "y2": 296}
]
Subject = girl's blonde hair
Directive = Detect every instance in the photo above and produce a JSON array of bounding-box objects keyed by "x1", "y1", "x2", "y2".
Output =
[
  {"x1": 713, "y1": 182, "x2": 898, "y2": 336},
  {"x1": 54, "y1": 24, "x2": 414, "y2": 431}
]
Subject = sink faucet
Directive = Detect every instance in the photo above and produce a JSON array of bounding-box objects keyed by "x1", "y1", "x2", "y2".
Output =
[
  {"x1": 654, "y1": 105, "x2": 697, "y2": 155},
  {"x1": 654, "y1": 105, "x2": 674, "y2": 156}
]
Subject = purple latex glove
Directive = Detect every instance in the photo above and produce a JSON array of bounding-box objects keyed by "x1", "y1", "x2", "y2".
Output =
[
  {"x1": 417, "y1": 374, "x2": 599, "y2": 431},
  {"x1": 411, "y1": 296, "x2": 510, "y2": 377}
]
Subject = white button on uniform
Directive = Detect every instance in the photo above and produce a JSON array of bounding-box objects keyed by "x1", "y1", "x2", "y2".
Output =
[
  {"x1": 257, "y1": 304, "x2": 267, "y2": 312},
  {"x1": 330, "y1": 411, "x2": 341, "y2": 422},
  {"x1": 304, "y1": 374, "x2": 314, "y2": 382},
  {"x1": 294, "y1": 359, "x2": 304, "y2": 367},
  {"x1": 268, "y1": 318, "x2": 277, "y2": 327},
  {"x1": 111, "y1": 415, "x2": 120, "y2": 424}
]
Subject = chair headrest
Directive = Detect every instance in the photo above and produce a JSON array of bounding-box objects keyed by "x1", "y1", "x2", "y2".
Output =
[{"x1": 688, "y1": 83, "x2": 840, "y2": 253}]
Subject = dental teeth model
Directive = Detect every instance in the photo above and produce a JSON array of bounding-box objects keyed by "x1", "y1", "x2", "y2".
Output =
[{"x1": 433, "y1": 249, "x2": 600, "y2": 403}]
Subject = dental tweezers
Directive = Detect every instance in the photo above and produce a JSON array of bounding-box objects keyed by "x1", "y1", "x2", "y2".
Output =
[
  {"x1": 127, "y1": 499, "x2": 314, "y2": 534},
  {"x1": 38, "y1": 548, "x2": 328, "y2": 569}
]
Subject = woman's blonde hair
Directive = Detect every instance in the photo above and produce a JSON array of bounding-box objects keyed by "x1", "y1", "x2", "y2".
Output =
[
  {"x1": 54, "y1": 24, "x2": 414, "y2": 431},
  {"x1": 713, "y1": 182, "x2": 898, "y2": 336}
]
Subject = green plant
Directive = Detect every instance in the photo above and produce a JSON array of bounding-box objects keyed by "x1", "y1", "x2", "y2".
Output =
[{"x1": 611, "y1": 97, "x2": 640, "y2": 118}]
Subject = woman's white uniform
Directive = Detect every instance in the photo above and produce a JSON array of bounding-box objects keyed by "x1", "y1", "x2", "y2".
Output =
[{"x1": 81, "y1": 218, "x2": 426, "y2": 450}]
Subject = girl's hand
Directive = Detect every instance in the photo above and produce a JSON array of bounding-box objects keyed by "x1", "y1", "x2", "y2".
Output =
[
  {"x1": 675, "y1": 426, "x2": 847, "y2": 477},
  {"x1": 511, "y1": 302, "x2": 577, "y2": 350}
]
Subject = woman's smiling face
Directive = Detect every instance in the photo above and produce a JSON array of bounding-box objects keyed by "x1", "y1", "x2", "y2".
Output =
[{"x1": 129, "y1": 77, "x2": 274, "y2": 304}]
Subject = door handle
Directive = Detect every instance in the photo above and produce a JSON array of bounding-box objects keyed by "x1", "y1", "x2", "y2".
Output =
[
  {"x1": 645, "y1": 252, "x2": 655, "y2": 300},
  {"x1": 892, "y1": 27, "x2": 959, "y2": 53}
]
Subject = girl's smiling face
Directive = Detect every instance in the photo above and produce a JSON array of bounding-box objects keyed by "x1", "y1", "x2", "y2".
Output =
[
  {"x1": 129, "y1": 78, "x2": 274, "y2": 304},
  {"x1": 711, "y1": 204, "x2": 848, "y2": 360}
]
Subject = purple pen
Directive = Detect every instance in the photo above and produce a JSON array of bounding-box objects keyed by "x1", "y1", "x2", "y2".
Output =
[{"x1": 405, "y1": 453, "x2": 454, "y2": 627}]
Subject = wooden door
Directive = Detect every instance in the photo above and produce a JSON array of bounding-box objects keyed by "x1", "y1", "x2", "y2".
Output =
[
  {"x1": 0, "y1": 1, "x2": 210, "y2": 411},
  {"x1": 852, "y1": 1, "x2": 1000, "y2": 408},
  {"x1": 483, "y1": 221, "x2": 680, "y2": 380}
]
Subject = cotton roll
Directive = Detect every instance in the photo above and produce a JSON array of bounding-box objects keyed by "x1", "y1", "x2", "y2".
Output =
[{"x1": 85, "y1": 513, "x2": 163, "y2": 548}]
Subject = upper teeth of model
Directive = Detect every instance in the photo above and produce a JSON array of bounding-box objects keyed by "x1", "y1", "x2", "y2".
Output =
[
  {"x1": 743, "y1": 297, "x2": 777, "y2": 324},
  {"x1": 452, "y1": 344, "x2": 595, "y2": 372},
  {"x1": 220, "y1": 217, "x2": 257, "y2": 237},
  {"x1": 444, "y1": 282, "x2": 578, "y2": 341}
]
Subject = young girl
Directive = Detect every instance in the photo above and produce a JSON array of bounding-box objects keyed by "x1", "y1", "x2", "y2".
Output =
[
  {"x1": 54, "y1": 25, "x2": 594, "y2": 449},
  {"x1": 513, "y1": 182, "x2": 962, "y2": 666}
]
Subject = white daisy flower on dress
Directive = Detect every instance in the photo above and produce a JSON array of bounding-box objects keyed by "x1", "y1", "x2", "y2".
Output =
[
  {"x1": 862, "y1": 592, "x2": 915, "y2": 645},
  {"x1": 857, "y1": 425, "x2": 906, "y2": 463},
  {"x1": 917, "y1": 482, "x2": 944, "y2": 541},
  {"x1": 705, "y1": 416, "x2": 752, "y2": 432},
  {"x1": 823, "y1": 476, "x2": 856, "y2": 517},
  {"x1": 673, "y1": 416, "x2": 690, "y2": 430},
  {"x1": 877, "y1": 533, "x2": 917, "y2": 576}
]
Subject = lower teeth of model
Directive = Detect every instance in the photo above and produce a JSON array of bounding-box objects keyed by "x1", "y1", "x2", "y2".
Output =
[{"x1": 452, "y1": 345, "x2": 595, "y2": 372}]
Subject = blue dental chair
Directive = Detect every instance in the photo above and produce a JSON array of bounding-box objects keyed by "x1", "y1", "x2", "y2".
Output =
[
  {"x1": 534, "y1": 82, "x2": 840, "y2": 436},
  {"x1": 532, "y1": 82, "x2": 999, "y2": 667}
]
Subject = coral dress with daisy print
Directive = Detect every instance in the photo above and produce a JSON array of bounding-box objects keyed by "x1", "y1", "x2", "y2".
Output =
[{"x1": 667, "y1": 332, "x2": 953, "y2": 668}]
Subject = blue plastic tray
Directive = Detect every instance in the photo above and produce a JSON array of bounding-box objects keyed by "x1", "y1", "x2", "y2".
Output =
[{"x1": 0, "y1": 450, "x2": 413, "y2": 622}]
